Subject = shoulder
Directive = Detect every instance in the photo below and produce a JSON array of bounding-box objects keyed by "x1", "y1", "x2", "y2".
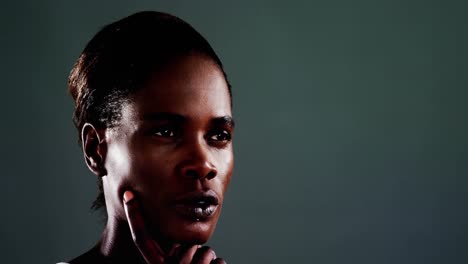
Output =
[{"x1": 60, "y1": 246, "x2": 105, "y2": 264}]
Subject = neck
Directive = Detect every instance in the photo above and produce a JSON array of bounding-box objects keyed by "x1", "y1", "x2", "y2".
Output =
[
  {"x1": 96, "y1": 216, "x2": 179, "y2": 263},
  {"x1": 95, "y1": 217, "x2": 145, "y2": 264}
]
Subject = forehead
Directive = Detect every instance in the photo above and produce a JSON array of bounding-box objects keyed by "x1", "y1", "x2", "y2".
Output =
[{"x1": 126, "y1": 54, "x2": 231, "y2": 121}]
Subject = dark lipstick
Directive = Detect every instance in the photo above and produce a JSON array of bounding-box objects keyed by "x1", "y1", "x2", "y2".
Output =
[{"x1": 173, "y1": 190, "x2": 219, "y2": 221}]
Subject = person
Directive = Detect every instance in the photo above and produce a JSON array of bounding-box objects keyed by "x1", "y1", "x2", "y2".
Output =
[{"x1": 62, "y1": 11, "x2": 234, "y2": 264}]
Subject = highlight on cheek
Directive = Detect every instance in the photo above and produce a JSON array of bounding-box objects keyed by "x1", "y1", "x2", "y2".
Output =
[{"x1": 106, "y1": 141, "x2": 131, "y2": 178}]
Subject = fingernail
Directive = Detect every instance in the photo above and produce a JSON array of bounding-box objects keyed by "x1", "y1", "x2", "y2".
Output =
[{"x1": 123, "y1": 191, "x2": 134, "y2": 203}]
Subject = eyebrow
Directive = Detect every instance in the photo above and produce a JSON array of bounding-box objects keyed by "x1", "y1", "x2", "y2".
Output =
[
  {"x1": 211, "y1": 116, "x2": 235, "y2": 129},
  {"x1": 143, "y1": 112, "x2": 235, "y2": 128}
]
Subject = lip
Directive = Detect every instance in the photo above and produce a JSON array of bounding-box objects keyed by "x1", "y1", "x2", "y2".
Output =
[{"x1": 173, "y1": 190, "x2": 220, "y2": 221}]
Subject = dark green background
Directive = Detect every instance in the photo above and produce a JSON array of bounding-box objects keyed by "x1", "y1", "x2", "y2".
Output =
[{"x1": 1, "y1": 1, "x2": 467, "y2": 263}]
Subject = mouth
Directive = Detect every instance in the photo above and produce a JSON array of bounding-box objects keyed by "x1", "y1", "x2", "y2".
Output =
[{"x1": 173, "y1": 190, "x2": 220, "y2": 221}]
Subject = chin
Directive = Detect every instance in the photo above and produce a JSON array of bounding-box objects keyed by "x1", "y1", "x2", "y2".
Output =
[
  {"x1": 150, "y1": 216, "x2": 218, "y2": 245},
  {"x1": 170, "y1": 219, "x2": 217, "y2": 244}
]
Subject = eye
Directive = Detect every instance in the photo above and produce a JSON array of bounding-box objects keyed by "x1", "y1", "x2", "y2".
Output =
[
  {"x1": 208, "y1": 130, "x2": 232, "y2": 142},
  {"x1": 152, "y1": 126, "x2": 178, "y2": 137}
]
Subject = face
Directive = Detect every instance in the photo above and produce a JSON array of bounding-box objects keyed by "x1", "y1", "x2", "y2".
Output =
[{"x1": 101, "y1": 54, "x2": 234, "y2": 244}]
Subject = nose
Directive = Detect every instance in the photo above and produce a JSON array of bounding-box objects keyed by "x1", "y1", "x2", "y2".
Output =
[
  {"x1": 180, "y1": 160, "x2": 217, "y2": 180},
  {"x1": 178, "y1": 143, "x2": 218, "y2": 180}
]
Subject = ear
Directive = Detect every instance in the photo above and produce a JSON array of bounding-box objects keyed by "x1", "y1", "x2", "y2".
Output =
[{"x1": 82, "y1": 123, "x2": 108, "y2": 177}]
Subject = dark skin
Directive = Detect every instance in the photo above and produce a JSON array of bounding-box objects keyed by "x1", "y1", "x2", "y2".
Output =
[{"x1": 72, "y1": 54, "x2": 234, "y2": 264}]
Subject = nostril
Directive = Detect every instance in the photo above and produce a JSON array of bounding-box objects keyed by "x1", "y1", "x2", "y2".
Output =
[
  {"x1": 183, "y1": 169, "x2": 216, "y2": 180},
  {"x1": 205, "y1": 170, "x2": 216, "y2": 180},
  {"x1": 180, "y1": 161, "x2": 217, "y2": 180},
  {"x1": 185, "y1": 170, "x2": 199, "y2": 179}
]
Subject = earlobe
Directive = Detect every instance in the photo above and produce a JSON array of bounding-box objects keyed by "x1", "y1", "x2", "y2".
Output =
[{"x1": 82, "y1": 123, "x2": 108, "y2": 177}]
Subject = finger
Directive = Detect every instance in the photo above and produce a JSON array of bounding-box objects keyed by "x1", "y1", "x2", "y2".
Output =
[
  {"x1": 123, "y1": 191, "x2": 165, "y2": 264},
  {"x1": 210, "y1": 258, "x2": 227, "y2": 264},
  {"x1": 165, "y1": 244, "x2": 194, "y2": 264},
  {"x1": 168, "y1": 244, "x2": 192, "y2": 261},
  {"x1": 177, "y1": 245, "x2": 200, "y2": 264},
  {"x1": 192, "y1": 246, "x2": 216, "y2": 264}
]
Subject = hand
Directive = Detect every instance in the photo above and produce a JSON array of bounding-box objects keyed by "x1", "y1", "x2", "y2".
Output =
[{"x1": 123, "y1": 190, "x2": 227, "y2": 264}]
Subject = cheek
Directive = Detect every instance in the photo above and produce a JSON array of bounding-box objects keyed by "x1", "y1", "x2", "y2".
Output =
[
  {"x1": 217, "y1": 150, "x2": 234, "y2": 193},
  {"x1": 106, "y1": 143, "x2": 131, "y2": 183},
  {"x1": 126, "y1": 144, "x2": 176, "y2": 201},
  {"x1": 104, "y1": 143, "x2": 167, "y2": 221},
  {"x1": 104, "y1": 142, "x2": 134, "y2": 198}
]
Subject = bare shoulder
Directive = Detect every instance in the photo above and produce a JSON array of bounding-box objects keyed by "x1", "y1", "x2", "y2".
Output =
[{"x1": 62, "y1": 246, "x2": 106, "y2": 264}]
